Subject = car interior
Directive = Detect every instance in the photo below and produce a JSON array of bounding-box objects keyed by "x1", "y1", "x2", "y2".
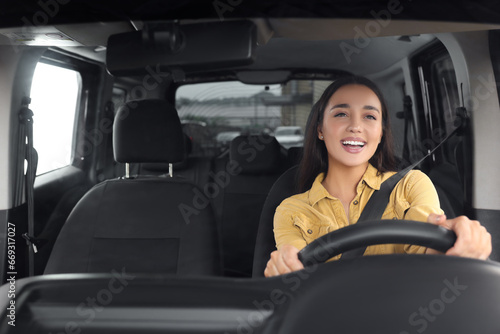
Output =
[{"x1": 1, "y1": 1, "x2": 500, "y2": 333}]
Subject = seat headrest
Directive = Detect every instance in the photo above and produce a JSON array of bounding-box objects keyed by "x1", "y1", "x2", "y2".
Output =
[
  {"x1": 230, "y1": 135, "x2": 281, "y2": 174},
  {"x1": 113, "y1": 99, "x2": 184, "y2": 163},
  {"x1": 140, "y1": 134, "x2": 193, "y2": 173}
]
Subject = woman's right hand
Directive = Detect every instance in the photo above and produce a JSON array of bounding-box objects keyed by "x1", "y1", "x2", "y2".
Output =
[{"x1": 264, "y1": 244, "x2": 305, "y2": 277}]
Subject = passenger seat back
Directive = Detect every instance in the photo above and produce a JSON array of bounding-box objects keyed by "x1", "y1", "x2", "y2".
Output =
[{"x1": 45, "y1": 99, "x2": 221, "y2": 275}]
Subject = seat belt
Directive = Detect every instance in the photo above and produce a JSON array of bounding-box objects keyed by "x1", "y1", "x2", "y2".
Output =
[
  {"x1": 17, "y1": 101, "x2": 38, "y2": 276},
  {"x1": 340, "y1": 121, "x2": 465, "y2": 259},
  {"x1": 397, "y1": 95, "x2": 415, "y2": 165}
]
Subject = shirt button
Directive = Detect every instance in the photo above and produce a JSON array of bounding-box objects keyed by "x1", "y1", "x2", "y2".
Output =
[
  {"x1": 353, "y1": 200, "x2": 359, "y2": 205},
  {"x1": 393, "y1": 217, "x2": 398, "y2": 220},
  {"x1": 307, "y1": 229, "x2": 313, "y2": 234}
]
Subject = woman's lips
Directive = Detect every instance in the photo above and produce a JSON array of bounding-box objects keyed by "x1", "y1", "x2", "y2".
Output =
[
  {"x1": 340, "y1": 139, "x2": 366, "y2": 154},
  {"x1": 341, "y1": 143, "x2": 365, "y2": 154}
]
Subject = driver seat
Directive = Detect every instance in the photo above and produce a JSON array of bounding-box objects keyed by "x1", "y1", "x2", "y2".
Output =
[{"x1": 252, "y1": 166, "x2": 301, "y2": 277}]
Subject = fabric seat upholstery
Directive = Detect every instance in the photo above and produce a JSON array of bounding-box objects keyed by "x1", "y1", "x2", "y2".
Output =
[
  {"x1": 212, "y1": 134, "x2": 286, "y2": 277},
  {"x1": 139, "y1": 134, "x2": 213, "y2": 189},
  {"x1": 252, "y1": 166, "x2": 299, "y2": 277},
  {"x1": 44, "y1": 99, "x2": 221, "y2": 276}
]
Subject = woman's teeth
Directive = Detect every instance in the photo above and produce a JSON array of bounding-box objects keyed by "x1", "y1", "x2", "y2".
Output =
[{"x1": 342, "y1": 140, "x2": 365, "y2": 147}]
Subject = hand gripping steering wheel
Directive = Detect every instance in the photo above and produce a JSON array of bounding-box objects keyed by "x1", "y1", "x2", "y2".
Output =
[{"x1": 298, "y1": 220, "x2": 457, "y2": 265}]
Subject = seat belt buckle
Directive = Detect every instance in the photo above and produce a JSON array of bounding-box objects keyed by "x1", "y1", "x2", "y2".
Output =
[{"x1": 22, "y1": 233, "x2": 38, "y2": 253}]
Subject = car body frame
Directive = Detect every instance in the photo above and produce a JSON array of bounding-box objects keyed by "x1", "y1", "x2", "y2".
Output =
[{"x1": 0, "y1": 0, "x2": 500, "y2": 333}]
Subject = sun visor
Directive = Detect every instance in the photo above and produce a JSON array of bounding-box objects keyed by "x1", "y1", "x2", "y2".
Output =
[{"x1": 106, "y1": 20, "x2": 257, "y2": 77}]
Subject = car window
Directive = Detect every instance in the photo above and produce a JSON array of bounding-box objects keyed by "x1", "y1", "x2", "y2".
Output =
[
  {"x1": 275, "y1": 127, "x2": 303, "y2": 136},
  {"x1": 175, "y1": 80, "x2": 331, "y2": 155},
  {"x1": 29, "y1": 62, "x2": 81, "y2": 175},
  {"x1": 412, "y1": 44, "x2": 462, "y2": 168}
]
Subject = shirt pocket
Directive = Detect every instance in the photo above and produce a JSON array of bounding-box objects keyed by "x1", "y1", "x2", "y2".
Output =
[
  {"x1": 293, "y1": 216, "x2": 328, "y2": 244},
  {"x1": 384, "y1": 199, "x2": 410, "y2": 220}
]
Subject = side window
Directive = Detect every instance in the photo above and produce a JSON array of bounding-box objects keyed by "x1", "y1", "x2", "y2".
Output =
[
  {"x1": 412, "y1": 43, "x2": 461, "y2": 167},
  {"x1": 431, "y1": 57, "x2": 461, "y2": 136},
  {"x1": 29, "y1": 62, "x2": 81, "y2": 175},
  {"x1": 412, "y1": 42, "x2": 468, "y2": 217}
]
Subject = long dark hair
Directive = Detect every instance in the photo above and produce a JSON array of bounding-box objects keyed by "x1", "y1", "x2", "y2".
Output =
[{"x1": 297, "y1": 76, "x2": 396, "y2": 192}]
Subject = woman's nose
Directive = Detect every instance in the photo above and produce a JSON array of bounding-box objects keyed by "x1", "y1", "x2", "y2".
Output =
[{"x1": 347, "y1": 118, "x2": 362, "y2": 132}]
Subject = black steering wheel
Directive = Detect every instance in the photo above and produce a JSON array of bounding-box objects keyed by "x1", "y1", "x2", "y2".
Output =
[{"x1": 298, "y1": 220, "x2": 457, "y2": 266}]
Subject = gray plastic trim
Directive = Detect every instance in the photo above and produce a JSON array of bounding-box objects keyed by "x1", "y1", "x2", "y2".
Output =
[{"x1": 438, "y1": 31, "x2": 500, "y2": 211}]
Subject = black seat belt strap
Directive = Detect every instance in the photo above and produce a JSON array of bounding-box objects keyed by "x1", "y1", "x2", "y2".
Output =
[
  {"x1": 18, "y1": 103, "x2": 38, "y2": 276},
  {"x1": 340, "y1": 123, "x2": 463, "y2": 259}
]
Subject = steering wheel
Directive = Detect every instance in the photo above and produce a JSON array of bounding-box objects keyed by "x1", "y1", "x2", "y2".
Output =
[{"x1": 297, "y1": 220, "x2": 457, "y2": 266}]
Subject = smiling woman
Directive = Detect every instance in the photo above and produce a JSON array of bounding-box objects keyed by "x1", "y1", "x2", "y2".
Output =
[
  {"x1": 299, "y1": 76, "x2": 396, "y2": 193},
  {"x1": 319, "y1": 84, "x2": 383, "y2": 171},
  {"x1": 264, "y1": 75, "x2": 491, "y2": 277}
]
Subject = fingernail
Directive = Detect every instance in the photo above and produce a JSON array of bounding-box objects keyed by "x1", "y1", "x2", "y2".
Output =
[{"x1": 436, "y1": 215, "x2": 442, "y2": 222}]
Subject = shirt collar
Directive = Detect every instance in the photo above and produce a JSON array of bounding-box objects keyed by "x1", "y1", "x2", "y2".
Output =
[
  {"x1": 308, "y1": 173, "x2": 332, "y2": 206},
  {"x1": 361, "y1": 163, "x2": 383, "y2": 190},
  {"x1": 307, "y1": 164, "x2": 383, "y2": 206}
]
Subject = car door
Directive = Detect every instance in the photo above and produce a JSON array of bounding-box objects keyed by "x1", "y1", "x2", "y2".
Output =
[{"x1": 11, "y1": 48, "x2": 112, "y2": 277}]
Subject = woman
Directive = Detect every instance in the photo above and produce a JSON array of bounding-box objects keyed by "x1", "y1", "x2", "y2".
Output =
[{"x1": 264, "y1": 76, "x2": 491, "y2": 277}]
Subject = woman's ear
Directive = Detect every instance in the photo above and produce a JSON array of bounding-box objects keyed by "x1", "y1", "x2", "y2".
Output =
[{"x1": 317, "y1": 125, "x2": 324, "y2": 140}]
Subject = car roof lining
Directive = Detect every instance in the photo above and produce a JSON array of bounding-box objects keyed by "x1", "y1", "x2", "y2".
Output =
[
  {"x1": 1, "y1": 19, "x2": 499, "y2": 78},
  {"x1": 2, "y1": 0, "x2": 500, "y2": 26}
]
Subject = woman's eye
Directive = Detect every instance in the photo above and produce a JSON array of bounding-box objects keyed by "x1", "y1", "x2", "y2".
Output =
[
  {"x1": 334, "y1": 112, "x2": 347, "y2": 117},
  {"x1": 365, "y1": 114, "x2": 377, "y2": 120}
]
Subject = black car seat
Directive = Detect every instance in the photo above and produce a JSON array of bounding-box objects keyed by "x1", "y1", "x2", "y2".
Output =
[
  {"x1": 44, "y1": 99, "x2": 221, "y2": 276},
  {"x1": 138, "y1": 133, "x2": 193, "y2": 176},
  {"x1": 211, "y1": 134, "x2": 286, "y2": 277},
  {"x1": 139, "y1": 134, "x2": 213, "y2": 189},
  {"x1": 286, "y1": 146, "x2": 303, "y2": 168},
  {"x1": 252, "y1": 165, "x2": 300, "y2": 277}
]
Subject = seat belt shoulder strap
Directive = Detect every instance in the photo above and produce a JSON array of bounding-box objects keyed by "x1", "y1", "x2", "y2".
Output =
[
  {"x1": 340, "y1": 123, "x2": 463, "y2": 259},
  {"x1": 340, "y1": 168, "x2": 412, "y2": 259}
]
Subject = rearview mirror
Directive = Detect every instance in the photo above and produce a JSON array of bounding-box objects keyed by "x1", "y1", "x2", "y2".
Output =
[{"x1": 106, "y1": 20, "x2": 257, "y2": 77}]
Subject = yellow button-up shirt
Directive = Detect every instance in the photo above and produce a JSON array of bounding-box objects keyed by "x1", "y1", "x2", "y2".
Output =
[{"x1": 274, "y1": 164, "x2": 444, "y2": 260}]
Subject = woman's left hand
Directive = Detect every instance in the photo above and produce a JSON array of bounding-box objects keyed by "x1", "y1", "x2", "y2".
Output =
[{"x1": 426, "y1": 213, "x2": 491, "y2": 260}]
